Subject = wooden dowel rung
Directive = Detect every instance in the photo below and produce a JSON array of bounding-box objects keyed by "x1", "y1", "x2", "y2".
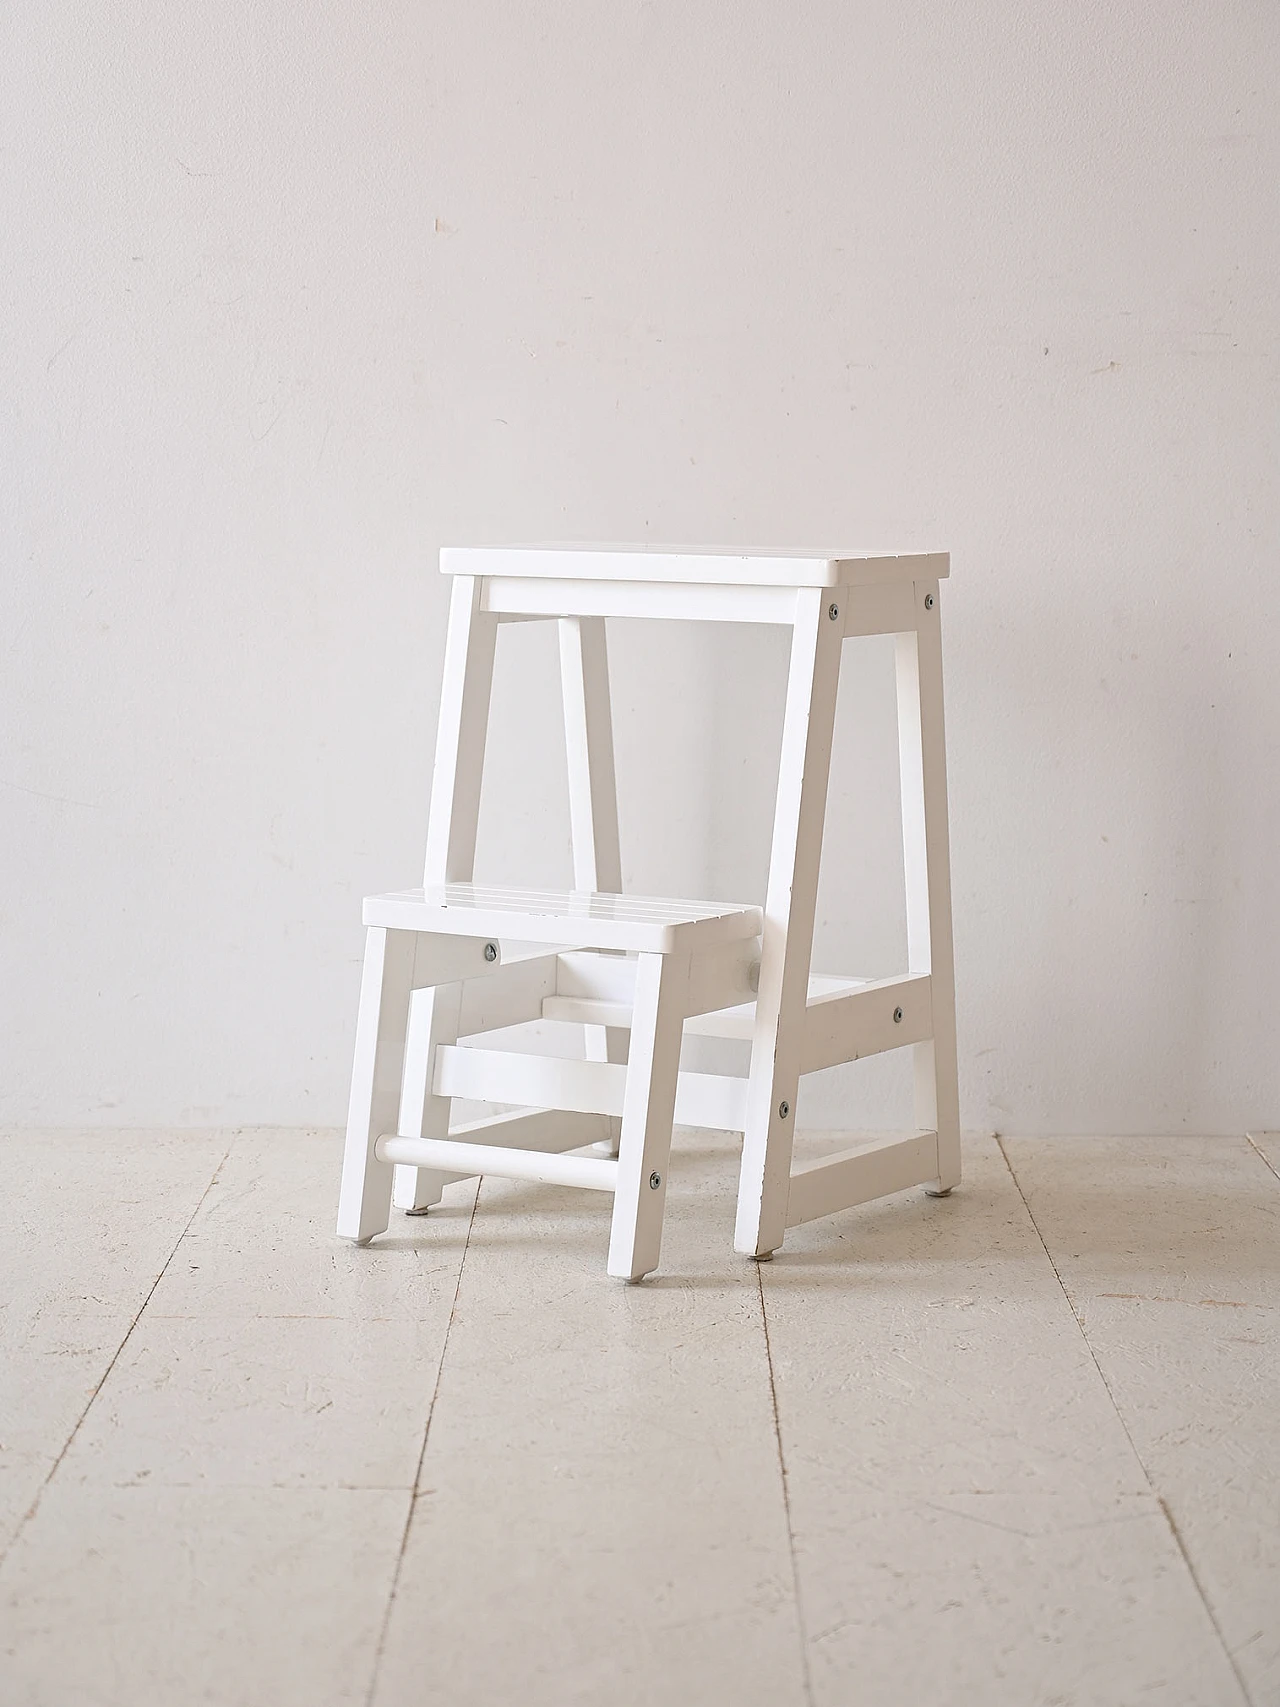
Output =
[{"x1": 376, "y1": 1134, "x2": 619, "y2": 1192}]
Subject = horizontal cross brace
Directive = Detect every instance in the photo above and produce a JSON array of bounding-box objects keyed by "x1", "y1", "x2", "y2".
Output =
[
  {"x1": 477, "y1": 573, "x2": 931, "y2": 634},
  {"x1": 401, "y1": 1106, "x2": 611, "y2": 1189},
  {"x1": 801, "y1": 974, "x2": 932, "y2": 1073},
  {"x1": 533, "y1": 964, "x2": 932, "y2": 1072},
  {"x1": 376, "y1": 1133, "x2": 618, "y2": 1192},
  {"x1": 482, "y1": 576, "x2": 801, "y2": 625},
  {"x1": 785, "y1": 1131, "x2": 941, "y2": 1228},
  {"x1": 434, "y1": 1045, "x2": 749, "y2": 1132}
]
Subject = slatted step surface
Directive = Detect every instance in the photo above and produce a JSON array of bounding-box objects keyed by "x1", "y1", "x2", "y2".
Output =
[{"x1": 363, "y1": 884, "x2": 762, "y2": 955}]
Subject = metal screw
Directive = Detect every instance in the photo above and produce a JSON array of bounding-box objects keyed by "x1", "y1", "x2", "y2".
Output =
[
  {"x1": 649, "y1": 1171, "x2": 662, "y2": 1190},
  {"x1": 924, "y1": 593, "x2": 935, "y2": 610},
  {"x1": 778, "y1": 1101, "x2": 790, "y2": 1119},
  {"x1": 483, "y1": 942, "x2": 498, "y2": 962},
  {"x1": 828, "y1": 603, "x2": 839, "y2": 621},
  {"x1": 893, "y1": 1006, "x2": 903, "y2": 1023}
]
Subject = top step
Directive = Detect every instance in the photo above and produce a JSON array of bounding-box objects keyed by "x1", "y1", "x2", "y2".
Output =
[
  {"x1": 364, "y1": 884, "x2": 763, "y2": 955},
  {"x1": 441, "y1": 546, "x2": 948, "y2": 589}
]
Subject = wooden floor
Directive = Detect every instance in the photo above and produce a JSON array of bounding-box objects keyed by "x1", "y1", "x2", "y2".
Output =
[{"x1": 1, "y1": 1128, "x2": 1277, "y2": 1707}]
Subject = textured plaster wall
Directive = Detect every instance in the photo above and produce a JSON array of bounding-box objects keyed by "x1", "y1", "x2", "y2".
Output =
[{"x1": 3, "y1": 2, "x2": 1278, "y2": 1133}]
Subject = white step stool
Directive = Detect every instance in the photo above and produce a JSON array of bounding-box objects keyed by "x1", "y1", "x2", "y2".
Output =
[
  {"x1": 336, "y1": 885, "x2": 761, "y2": 1279},
  {"x1": 337, "y1": 545, "x2": 959, "y2": 1277}
]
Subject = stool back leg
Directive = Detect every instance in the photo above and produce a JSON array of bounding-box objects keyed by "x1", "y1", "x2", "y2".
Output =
[
  {"x1": 895, "y1": 582, "x2": 961, "y2": 1191},
  {"x1": 423, "y1": 574, "x2": 499, "y2": 887},
  {"x1": 607, "y1": 950, "x2": 689, "y2": 1281},
  {"x1": 559, "y1": 614, "x2": 622, "y2": 892},
  {"x1": 735, "y1": 590, "x2": 843, "y2": 1257},
  {"x1": 337, "y1": 927, "x2": 416, "y2": 1243},
  {"x1": 560, "y1": 613, "x2": 626, "y2": 1155}
]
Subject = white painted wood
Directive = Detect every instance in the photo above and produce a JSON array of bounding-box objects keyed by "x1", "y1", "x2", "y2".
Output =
[
  {"x1": 434, "y1": 1045, "x2": 749, "y2": 1131},
  {"x1": 896, "y1": 580, "x2": 961, "y2": 1192},
  {"x1": 346, "y1": 544, "x2": 961, "y2": 1262},
  {"x1": 541, "y1": 995, "x2": 640, "y2": 1028},
  {"x1": 607, "y1": 951, "x2": 690, "y2": 1280},
  {"x1": 13, "y1": 1133, "x2": 1259, "y2": 1706},
  {"x1": 547, "y1": 967, "x2": 936, "y2": 1053},
  {"x1": 558, "y1": 616, "x2": 622, "y2": 893},
  {"x1": 445, "y1": 1106, "x2": 611, "y2": 1157},
  {"x1": 670, "y1": 1070, "x2": 748, "y2": 1131},
  {"x1": 684, "y1": 939, "x2": 761, "y2": 1018},
  {"x1": 391, "y1": 982, "x2": 460, "y2": 1212},
  {"x1": 456, "y1": 952, "x2": 560, "y2": 1037},
  {"x1": 840, "y1": 579, "x2": 919, "y2": 639},
  {"x1": 335, "y1": 927, "x2": 416, "y2": 1243},
  {"x1": 423, "y1": 574, "x2": 498, "y2": 887},
  {"x1": 683, "y1": 974, "x2": 862, "y2": 1041},
  {"x1": 735, "y1": 589, "x2": 845, "y2": 1256},
  {"x1": 784, "y1": 1131, "x2": 942, "y2": 1228},
  {"x1": 558, "y1": 611, "x2": 624, "y2": 1105},
  {"x1": 801, "y1": 974, "x2": 933, "y2": 1074},
  {"x1": 582, "y1": 1022, "x2": 626, "y2": 1156},
  {"x1": 1004, "y1": 1134, "x2": 1280, "y2": 1705},
  {"x1": 392, "y1": 930, "x2": 505, "y2": 1214},
  {"x1": 365, "y1": 884, "x2": 761, "y2": 955},
  {"x1": 346, "y1": 928, "x2": 503, "y2": 987},
  {"x1": 376, "y1": 1135, "x2": 619, "y2": 1193},
  {"x1": 544, "y1": 941, "x2": 760, "y2": 1024},
  {"x1": 445, "y1": 545, "x2": 949, "y2": 587},
  {"x1": 482, "y1": 575, "x2": 802, "y2": 626},
  {"x1": 375, "y1": 1127, "x2": 807, "y2": 1706},
  {"x1": 399, "y1": 574, "x2": 498, "y2": 1208},
  {"x1": 552, "y1": 948, "x2": 640, "y2": 1003}
]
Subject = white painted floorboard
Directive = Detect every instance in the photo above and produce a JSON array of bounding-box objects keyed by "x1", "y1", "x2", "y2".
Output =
[
  {"x1": 1003, "y1": 1134, "x2": 1280, "y2": 1707},
  {"x1": 0, "y1": 1130, "x2": 229, "y2": 1553},
  {"x1": 374, "y1": 1138, "x2": 805, "y2": 1707},
  {"x1": 0, "y1": 1129, "x2": 1274, "y2": 1706}
]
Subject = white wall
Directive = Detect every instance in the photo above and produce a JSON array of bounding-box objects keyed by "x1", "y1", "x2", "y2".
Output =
[{"x1": 3, "y1": 2, "x2": 1277, "y2": 1135}]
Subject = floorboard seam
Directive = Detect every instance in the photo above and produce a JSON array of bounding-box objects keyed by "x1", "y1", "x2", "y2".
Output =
[
  {"x1": 757, "y1": 1262, "x2": 816, "y2": 1707},
  {"x1": 0, "y1": 1137, "x2": 233, "y2": 1573},
  {"x1": 364, "y1": 1184, "x2": 480, "y2": 1707},
  {"x1": 995, "y1": 1135, "x2": 1255, "y2": 1707},
  {"x1": 1244, "y1": 1132, "x2": 1280, "y2": 1186}
]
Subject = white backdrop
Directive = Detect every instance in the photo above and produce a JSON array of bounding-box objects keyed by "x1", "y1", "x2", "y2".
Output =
[{"x1": 3, "y1": 2, "x2": 1277, "y2": 1135}]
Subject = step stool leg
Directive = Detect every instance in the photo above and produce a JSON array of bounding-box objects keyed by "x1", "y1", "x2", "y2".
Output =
[
  {"x1": 336, "y1": 927, "x2": 416, "y2": 1244},
  {"x1": 424, "y1": 573, "x2": 499, "y2": 887},
  {"x1": 896, "y1": 581, "x2": 961, "y2": 1193},
  {"x1": 559, "y1": 613, "x2": 622, "y2": 894},
  {"x1": 392, "y1": 979, "x2": 463, "y2": 1213},
  {"x1": 398, "y1": 574, "x2": 498, "y2": 1207},
  {"x1": 560, "y1": 613, "x2": 627, "y2": 1157},
  {"x1": 735, "y1": 590, "x2": 843, "y2": 1258},
  {"x1": 607, "y1": 951, "x2": 689, "y2": 1281},
  {"x1": 586, "y1": 1025, "x2": 627, "y2": 1156}
]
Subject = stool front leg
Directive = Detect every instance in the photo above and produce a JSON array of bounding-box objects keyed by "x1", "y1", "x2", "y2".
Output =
[
  {"x1": 336, "y1": 927, "x2": 416, "y2": 1245},
  {"x1": 607, "y1": 951, "x2": 689, "y2": 1281},
  {"x1": 735, "y1": 589, "x2": 842, "y2": 1258},
  {"x1": 392, "y1": 978, "x2": 463, "y2": 1213}
]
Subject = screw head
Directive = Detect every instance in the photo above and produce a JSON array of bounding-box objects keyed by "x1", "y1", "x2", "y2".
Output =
[
  {"x1": 893, "y1": 1006, "x2": 904, "y2": 1023},
  {"x1": 648, "y1": 1171, "x2": 662, "y2": 1190},
  {"x1": 828, "y1": 603, "x2": 839, "y2": 621},
  {"x1": 483, "y1": 942, "x2": 498, "y2": 962},
  {"x1": 778, "y1": 1101, "x2": 790, "y2": 1119},
  {"x1": 924, "y1": 593, "x2": 935, "y2": 610}
]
